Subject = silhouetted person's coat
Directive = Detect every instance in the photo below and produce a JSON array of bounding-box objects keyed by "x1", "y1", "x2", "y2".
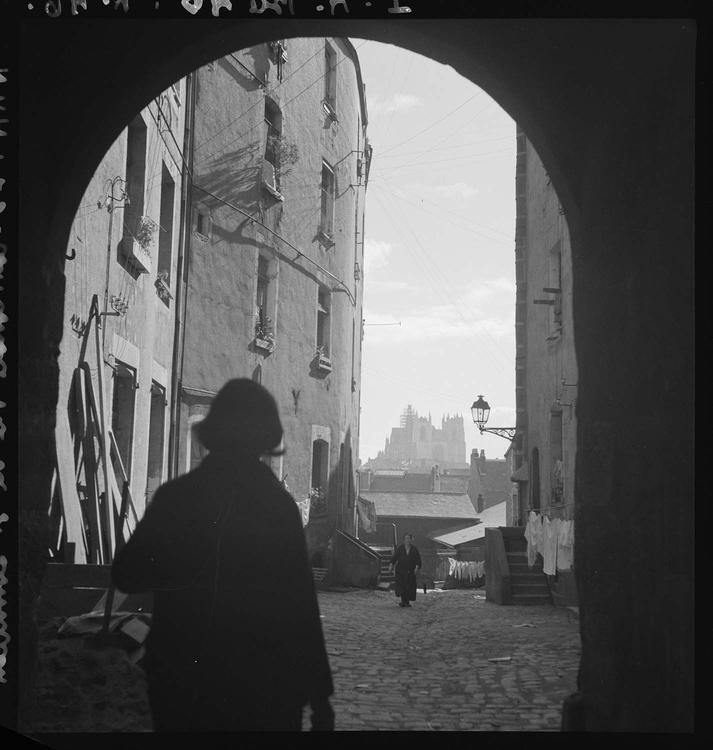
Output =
[{"x1": 112, "y1": 380, "x2": 334, "y2": 731}]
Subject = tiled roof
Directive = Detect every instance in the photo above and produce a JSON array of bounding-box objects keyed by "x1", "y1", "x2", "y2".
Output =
[
  {"x1": 439, "y1": 475, "x2": 469, "y2": 493},
  {"x1": 368, "y1": 473, "x2": 432, "y2": 492},
  {"x1": 359, "y1": 491, "x2": 478, "y2": 520},
  {"x1": 429, "y1": 501, "x2": 508, "y2": 546}
]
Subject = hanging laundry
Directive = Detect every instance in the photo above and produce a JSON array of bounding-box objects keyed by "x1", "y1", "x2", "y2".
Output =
[
  {"x1": 542, "y1": 516, "x2": 560, "y2": 575},
  {"x1": 356, "y1": 496, "x2": 377, "y2": 533},
  {"x1": 557, "y1": 519, "x2": 574, "y2": 571},
  {"x1": 295, "y1": 498, "x2": 310, "y2": 527},
  {"x1": 524, "y1": 511, "x2": 542, "y2": 567}
]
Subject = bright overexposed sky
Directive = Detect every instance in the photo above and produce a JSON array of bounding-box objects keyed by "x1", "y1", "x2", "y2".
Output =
[{"x1": 353, "y1": 39, "x2": 517, "y2": 465}]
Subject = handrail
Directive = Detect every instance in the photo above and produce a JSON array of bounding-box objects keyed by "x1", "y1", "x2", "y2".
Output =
[{"x1": 336, "y1": 528, "x2": 381, "y2": 561}]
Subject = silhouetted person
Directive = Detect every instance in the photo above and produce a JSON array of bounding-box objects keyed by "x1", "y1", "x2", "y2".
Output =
[
  {"x1": 112, "y1": 379, "x2": 334, "y2": 731},
  {"x1": 389, "y1": 533, "x2": 422, "y2": 607}
]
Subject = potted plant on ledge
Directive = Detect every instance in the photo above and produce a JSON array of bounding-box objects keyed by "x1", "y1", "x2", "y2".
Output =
[
  {"x1": 254, "y1": 310, "x2": 275, "y2": 353},
  {"x1": 314, "y1": 344, "x2": 332, "y2": 373},
  {"x1": 154, "y1": 270, "x2": 172, "y2": 303}
]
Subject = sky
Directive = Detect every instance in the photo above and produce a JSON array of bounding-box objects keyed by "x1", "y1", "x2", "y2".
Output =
[{"x1": 352, "y1": 39, "x2": 517, "y2": 465}]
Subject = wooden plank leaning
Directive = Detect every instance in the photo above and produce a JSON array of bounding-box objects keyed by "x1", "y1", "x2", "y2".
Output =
[
  {"x1": 54, "y1": 410, "x2": 88, "y2": 563},
  {"x1": 79, "y1": 363, "x2": 105, "y2": 564},
  {"x1": 93, "y1": 306, "x2": 116, "y2": 561}
]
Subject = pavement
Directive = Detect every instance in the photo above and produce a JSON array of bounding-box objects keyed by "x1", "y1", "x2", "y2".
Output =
[{"x1": 310, "y1": 587, "x2": 581, "y2": 732}]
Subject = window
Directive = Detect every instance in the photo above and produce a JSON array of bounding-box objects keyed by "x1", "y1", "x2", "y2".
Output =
[
  {"x1": 323, "y1": 42, "x2": 337, "y2": 117},
  {"x1": 311, "y1": 438, "x2": 330, "y2": 516},
  {"x1": 351, "y1": 319, "x2": 356, "y2": 391},
  {"x1": 530, "y1": 447, "x2": 541, "y2": 511},
  {"x1": 187, "y1": 413, "x2": 209, "y2": 473},
  {"x1": 124, "y1": 115, "x2": 147, "y2": 233},
  {"x1": 123, "y1": 115, "x2": 150, "y2": 271},
  {"x1": 316, "y1": 287, "x2": 331, "y2": 359},
  {"x1": 111, "y1": 362, "x2": 137, "y2": 481},
  {"x1": 195, "y1": 206, "x2": 211, "y2": 239},
  {"x1": 549, "y1": 243, "x2": 563, "y2": 334},
  {"x1": 254, "y1": 251, "x2": 277, "y2": 349},
  {"x1": 156, "y1": 163, "x2": 175, "y2": 304},
  {"x1": 264, "y1": 99, "x2": 282, "y2": 167},
  {"x1": 320, "y1": 161, "x2": 335, "y2": 239},
  {"x1": 145, "y1": 382, "x2": 166, "y2": 502},
  {"x1": 550, "y1": 409, "x2": 564, "y2": 503}
]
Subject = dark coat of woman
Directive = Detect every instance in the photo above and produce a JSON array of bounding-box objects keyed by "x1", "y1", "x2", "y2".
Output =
[
  {"x1": 111, "y1": 380, "x2": 333, "y2": 732},
  {"x1": 390, "y1": 543, "x2": 422, "y2": 603}
]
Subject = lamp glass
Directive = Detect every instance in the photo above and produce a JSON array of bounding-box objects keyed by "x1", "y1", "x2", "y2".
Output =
[{"x1": 471, "y1": 395, "x2": 490, "y2": 427}]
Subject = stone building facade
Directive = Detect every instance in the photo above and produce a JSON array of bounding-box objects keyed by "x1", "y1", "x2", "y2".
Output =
[
  {"x1": 511, "y1": 128, "x2": 578, "y2": 603},
  {"x1": 176, "y1": 39, "x2": 370, "y2": 556},
  {"x1": 56, "y1": 82, "x2": 187, "y2": 560}
]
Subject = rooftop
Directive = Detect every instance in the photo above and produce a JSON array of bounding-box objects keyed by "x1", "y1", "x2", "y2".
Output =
[
  {"x1": 429, "y1": 501, "x2": 508, "y2": 547},
  {"x1": 360, "y1": 491, "x2": 478, "y2": 520}
]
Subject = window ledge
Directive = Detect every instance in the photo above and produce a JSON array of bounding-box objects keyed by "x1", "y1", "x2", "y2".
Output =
[
  {"x1": 314, "y1": 355, "x2": 332, "y2": 373},
  {"x1": 154, "y1": 277, "x2": 173, "y2": 303},
  {"x1": 317, "y1": 229, "x2": 335, "y2": 247},
  {"x1": 261, "y1": 180, "x2": 284, "y2": 201},
  {"x1": 254, "y1": 337, "x2": 275, "y2": 354},
  {"x1": 322, "y1": 99, "x2": 338, "y2": 122},
  {"x1": 122, "y1": 237, "x2": 152, "y2": 274}
]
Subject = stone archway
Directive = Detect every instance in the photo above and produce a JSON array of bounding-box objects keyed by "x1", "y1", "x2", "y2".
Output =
[{"x1": 17, "y1": 18, "x2": 695, "y2": 731}]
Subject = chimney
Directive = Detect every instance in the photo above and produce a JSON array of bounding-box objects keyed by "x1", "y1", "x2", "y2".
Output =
[{"x1": 479, "y1": 449, "x2": 486, "y2": 471}]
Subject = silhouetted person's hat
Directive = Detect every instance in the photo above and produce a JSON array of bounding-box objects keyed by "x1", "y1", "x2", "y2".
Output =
[{"x1": 194, "y1": 378, "x2": 284, "y2": 455}]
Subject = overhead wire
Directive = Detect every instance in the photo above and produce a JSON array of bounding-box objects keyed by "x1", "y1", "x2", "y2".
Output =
[
  {"x1": 373, "y1": 173, "x2": 513, "y2": 245},
  {"x1": 193, "y1": 40, "x2": 370, "y2": 172},
  {"x1": 379, "y1": 46, "x2": 415, "y2": 148},
  {"x1": 192, "y1": 44, "x2": 327, "y2": 158},
  {"x1": 367, "y1": 180, "x2": 514, "y2": 374},
  {"x1": 370, "y1": 146, "x2": 516, "y2": 174},
  {"x1": 377, "y1": 92, "x2": 481, "y2": 157}
]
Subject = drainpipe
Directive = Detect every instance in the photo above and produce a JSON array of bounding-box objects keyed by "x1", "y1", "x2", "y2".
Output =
[{"x1": 167, "y1": 71, "x2": 196, "y2": 480}]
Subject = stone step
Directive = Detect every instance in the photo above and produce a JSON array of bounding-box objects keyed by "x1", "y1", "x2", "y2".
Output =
[
  {"x1": 510, "y1": 579, "x2": 550, "y2": 596},
  {"x1": 511, "y1": 594, "x2": 553, "y2": 605},
  {"x1": 510, "y1": 576, "x2": 550, "y2": 591},
  {"x1": 510, "y1": 564, "x2": 544, "y2": 578}
]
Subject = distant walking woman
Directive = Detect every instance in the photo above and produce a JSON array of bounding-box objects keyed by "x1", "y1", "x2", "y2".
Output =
[
  {"x1": 389, "y1": 533, "x2": 422, "y2": 607},
  {"x1": 111, "y1": 379, "x2": 334, "y2": 731}
]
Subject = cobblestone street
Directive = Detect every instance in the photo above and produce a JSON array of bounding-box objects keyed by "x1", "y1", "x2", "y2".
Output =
[{"x1": 313, "y1": 587, "x2": 580, "y2": 731}]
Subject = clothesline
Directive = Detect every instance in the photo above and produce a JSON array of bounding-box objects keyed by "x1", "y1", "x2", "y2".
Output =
[
  {"x1": 524, "y1": 511, "x2": 575, "y2": 573},
  {"x1": 448, "y1": 558, "x2": 485, "y2": 582}
]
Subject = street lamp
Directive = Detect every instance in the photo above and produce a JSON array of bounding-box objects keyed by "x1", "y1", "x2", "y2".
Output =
[{"x1": 470, "y1": 395, "x2": 516, "y2": 441}]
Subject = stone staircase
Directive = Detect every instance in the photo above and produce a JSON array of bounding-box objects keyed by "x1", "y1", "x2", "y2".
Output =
[
  {"x1": 502, "y1": 530, "x2": 552, "y2": 605},
  {"x1": 371, "y1": 546, "x2": 395, "y2": 588}
]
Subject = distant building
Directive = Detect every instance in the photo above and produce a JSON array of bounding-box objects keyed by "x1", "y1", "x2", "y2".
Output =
[
  {"x1": 357, "y1": 489, "x2": 478, "y2": 580},
  {"x1": 468, "y1": 448, "x2": 516, "y2": 513},
  {"x1": 364, "y1": 405, "x2": 468, "y2": 471}
]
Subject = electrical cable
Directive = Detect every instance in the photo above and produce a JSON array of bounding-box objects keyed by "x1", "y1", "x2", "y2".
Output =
[
  {"x1": 367, "y1": 181, "x2": 513, "y2": 374},
  {"x1": 379, "y1": 47, "x2": 415, "y2": 149},
  {"x1": 373, "y1": 173, "x2": 513, "y2": 245},
  {"x1": 370, "y1": 180, "x2": 514, "y2": 372},
  {"x1": 193, "y1": 43, "x2": 329, "y2": 158},
  {"x1": 370, "y1": 146, "x2": 516, "y2": 174},
  {"x1": 377, "y1": 93, "x2": 480, "y2": 157},
  {"x1": 146, "y1": 100, "x2": 357, "y2": 307},
  {"x1": 193, "y1": 40, "x2": 369, "y2": 172}
]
